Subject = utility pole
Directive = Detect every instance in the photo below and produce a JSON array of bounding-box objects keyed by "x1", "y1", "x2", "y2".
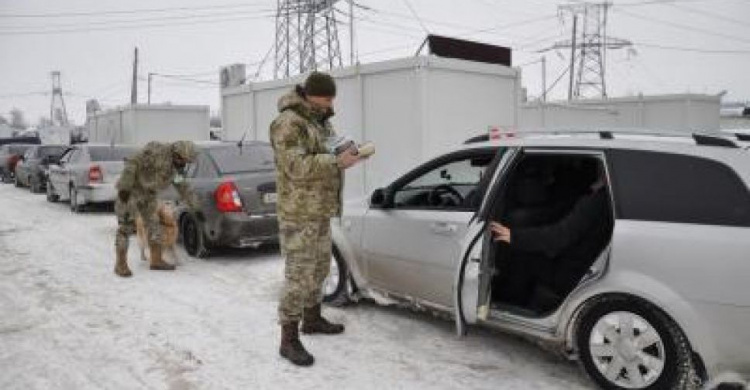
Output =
[
  {"x1": 541, "y1": 2, "x2": 631, "y2": 100},
  {"x1": 349, "y1": 0, "x2": 355, "y2": 65},
  {"x1": 148, "y1": 72, "x2": 153, "y2": 105},
  {"x1": 568, "y1": 15, "x2": 577, "y2": 101},
  {"x1": 541, "y1": 56, "x2": 547, "y2": 102},
  {"x1": 131, "y1": 47, "x2": 139, "y2": 105},
  {"x1": 49, "y1": 71, "x2": 69, "y2": 127},
  {"x1": 274, "y1": 0, "x2": 344, "y2": 79}
]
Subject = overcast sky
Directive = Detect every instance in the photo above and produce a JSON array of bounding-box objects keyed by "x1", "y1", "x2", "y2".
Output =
[{"x1": 1, "y1": 0, "x2": 749, "y2": 126}]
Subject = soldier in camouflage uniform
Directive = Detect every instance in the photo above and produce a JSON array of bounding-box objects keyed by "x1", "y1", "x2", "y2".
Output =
[
  {"x1": 114, "y1": 140, "x2": 201, "y2": 277},
  {"x1": 270, "y1": 72, "x2": 363, "y2": 366}
]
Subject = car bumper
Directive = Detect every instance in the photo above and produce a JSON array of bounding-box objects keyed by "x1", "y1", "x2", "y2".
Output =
[
  {"x1": 78, "y1": 183, "x2": 117, "y2": 203},
  {"x1": 206, "y1": 212, "x2": 279, "y2": 248}
]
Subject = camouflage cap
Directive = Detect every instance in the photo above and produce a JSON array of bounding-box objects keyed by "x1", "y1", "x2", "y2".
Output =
[{"x1": 171, "y1": 140, "x2": 198, "y2": 162}]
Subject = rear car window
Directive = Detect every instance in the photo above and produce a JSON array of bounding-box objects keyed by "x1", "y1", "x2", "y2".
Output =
[
  {"x1": 89, "y1": 147, "x2": 137, "y2": 162},
  {"x1": 39, "y1": 146, "x2": 67, "y2": 158},
  {"x1": 607, "y1": 149, "x2": 750, "y2": 227},
  {"x1": 208, "y1": 144, "x2": 275, "y2": 174}
]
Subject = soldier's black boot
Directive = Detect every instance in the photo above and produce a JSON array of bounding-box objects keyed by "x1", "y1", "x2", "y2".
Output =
[
  {"x1": 280, "y1": 322, "x2": 314, "y2": 366},
  {"x1": 114, "y1": 247, "x2": 132, "y2": 277},
  {"x1": 301, "y1": 304, "x2": 345, "y2": 335}
]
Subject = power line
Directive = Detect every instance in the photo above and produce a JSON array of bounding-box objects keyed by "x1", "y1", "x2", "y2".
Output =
[
  {"x1": 665, "y1": 2, "x2": 750, "y2": 28},
  {"x1": 0, "y1": 2, "x2": 270, "y2": 18},
  {"x1": 0, "y1": 13, "x2": 273, "y2": 35},
  {"x1": 635, "y1": 42, "x2": 750, "y2": 54},
  {"x1": 399, "y1": 0, "x2": 429, "y2": 34},
  {"x1": 0, "y1": 9, "x2": 275, "y2": 31},
  {"x1": 615, "y1": 8, "x2": 750, "y2": 45}
]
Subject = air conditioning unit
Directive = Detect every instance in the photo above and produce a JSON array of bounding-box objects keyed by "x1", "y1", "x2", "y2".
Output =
[{"x1": 220, "y1": 64, "x2": 246, "y2": 89}]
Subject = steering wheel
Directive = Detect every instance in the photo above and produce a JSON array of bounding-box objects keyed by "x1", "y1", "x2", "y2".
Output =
[{"x1": 428, "y1": 184, "x2": 464, "y2": 207}]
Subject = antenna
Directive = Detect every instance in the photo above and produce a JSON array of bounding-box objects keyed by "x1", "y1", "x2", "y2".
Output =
[{"x1": 274, "y1": 0, "x2": 344, "y2": 79}]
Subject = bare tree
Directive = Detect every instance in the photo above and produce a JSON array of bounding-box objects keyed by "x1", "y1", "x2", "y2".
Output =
[
  {"x1": 9, "y1": 108, "x2": 28, "y2": 130},
  {"x1": 38, "y1": 116, "x2": 53, "y2": 128}
]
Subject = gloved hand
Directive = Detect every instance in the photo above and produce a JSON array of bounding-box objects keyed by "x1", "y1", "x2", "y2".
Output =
[{"x1": 118, "y1": 190, "x2": 130, "y2": 203}]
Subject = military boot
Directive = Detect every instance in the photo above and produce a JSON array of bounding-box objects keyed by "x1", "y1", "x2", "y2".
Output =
[
  {"x1": 148, "y1": 243, "x2": 175, "y2": 271},
  {"x1": 114, "y1": 247, "x2": 132, "y2": 277},
  {"x1": 301, "y1": 304, "x2": 345, "y2": 335},
  {"x1": 279, "y1": 322, "x2": 314, "y2": 366}
]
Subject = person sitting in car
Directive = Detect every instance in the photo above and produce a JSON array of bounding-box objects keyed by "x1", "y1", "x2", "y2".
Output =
[{"x1": 490, "y1": 161, "x2": 614, "y2": 312}]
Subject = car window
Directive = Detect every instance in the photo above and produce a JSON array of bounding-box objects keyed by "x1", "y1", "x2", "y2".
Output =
[
  {"x1": 208, "y1": 144, "x2": 275, "y2": 174},
  {"x1": 392, "y1": 151, "x2": 497, "y2": 211},
  {"x1": 88, "y1": 147, "x2": 137, "y2": 162},
  {"x1": 39, "y1": 146, "x2": 66, "y2": 159},
  {"x1": 68, "y1": 149, "x2": 83, "y2": 163},
  {"x1": 194, "y1": 152, "x2": 217, "y2": 178},
  {"x1": 607, "y1": 149, "x2": 750, "y2": 227}
]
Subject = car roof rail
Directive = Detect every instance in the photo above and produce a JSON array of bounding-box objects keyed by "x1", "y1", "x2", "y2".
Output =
[
  {"x1": 736, "y1": 133, "x2": 750, "y2": 142},
  {"x1": 599, "y1": 131, "x2": 613, "y2": 140},
  {"x1": 464, "y1": 134, "x2": 490, "y2": 144},
  {"x1": 692, "y1": 134, "x2": 739, "y2": 148}
]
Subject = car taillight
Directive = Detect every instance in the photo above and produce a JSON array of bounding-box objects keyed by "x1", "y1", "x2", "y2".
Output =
[
  {"x1": 215, "y1": 181, "x2": 243, "y2": 212},
  {"x1": 88, "y1": 165, "x2": 103, "y2": 183}
]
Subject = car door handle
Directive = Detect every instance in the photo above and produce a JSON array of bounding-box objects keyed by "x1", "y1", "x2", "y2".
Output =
[{"x1": 430, "y1": 222, "x2": 457, "y2": 236}]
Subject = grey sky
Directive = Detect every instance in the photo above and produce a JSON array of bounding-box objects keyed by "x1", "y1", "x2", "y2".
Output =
[{"x1": 1, "y1": 0, "x2": 749, "y2": 126}]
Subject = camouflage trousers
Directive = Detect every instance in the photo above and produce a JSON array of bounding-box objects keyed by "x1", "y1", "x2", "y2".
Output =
[
  {"x1": 114, "y1": 193, "x2": 162, "y2": 251},
  {"x1": 278, "y1": 219, "x2": 332, "y2": 325}
]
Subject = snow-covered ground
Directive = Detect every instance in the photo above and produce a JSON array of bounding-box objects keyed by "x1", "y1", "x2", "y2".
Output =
[{"x1": 0, "y1": 184, "x2": 594, "y2": 390}]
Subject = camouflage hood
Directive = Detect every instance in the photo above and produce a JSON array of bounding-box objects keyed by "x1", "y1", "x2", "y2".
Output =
[{"x1": 277, "y1": 87, "x2": 334, "y2": 123}]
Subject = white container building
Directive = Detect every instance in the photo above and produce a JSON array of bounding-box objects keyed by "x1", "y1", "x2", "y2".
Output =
[
  {"x1": 221, "y1": 56, "x2": 521, "y2": 199},
  {"x1": 520, "y1": 94, "x2": 721, "y2": 132},
  {"x1": 86, "y1": 104, "x2": 210, "y2": 146}
]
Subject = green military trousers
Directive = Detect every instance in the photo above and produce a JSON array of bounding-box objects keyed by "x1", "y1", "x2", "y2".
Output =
[
  {"x1": 278, "y1": 219, "x2": 333, "y2": 325},
  {"x1": 114, "y1": 193, "x2": 162, "y2": 251}
]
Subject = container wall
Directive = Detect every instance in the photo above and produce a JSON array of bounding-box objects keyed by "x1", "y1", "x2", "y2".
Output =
[{"x1": 132, "y1": 107, "x2": 210, "y2": 145}]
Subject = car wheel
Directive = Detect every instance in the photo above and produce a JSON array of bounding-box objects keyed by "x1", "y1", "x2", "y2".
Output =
[
  {"x1": 30, "y1": 176, "x2": 41, "y2": 193},
  {"x1": 323, "y1": 246, "x2": 350, "y2": 306},
  {"x1": 181, "y1": 214, "x2": 208, "y2": 258},
  {"x1": 46, "y1": 181, "x2": 59, "y2": 202},
  {"x1": 576, "y1": 296, "x2": 699, "y2": 390},
  {"x1": 69, "y1": 187, "x2": 85, "y2": 213}
]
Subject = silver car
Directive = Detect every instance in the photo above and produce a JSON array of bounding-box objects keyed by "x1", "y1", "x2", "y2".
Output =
[
  {"x1": 326, "y1": 131, "x2": 750, "y2": 389},
  {"x1": 46, "y1": 144, "x2": 137, "y2": 212}
]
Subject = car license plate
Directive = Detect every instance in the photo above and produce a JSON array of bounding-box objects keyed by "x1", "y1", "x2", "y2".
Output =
[{"x1": 263, "y1": 192, "x2": 277, "y2": 204}]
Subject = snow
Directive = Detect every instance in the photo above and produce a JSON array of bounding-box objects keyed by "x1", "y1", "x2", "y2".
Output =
[{"x1": 0, "y1": 184, "x2": 594, "y2": 389}]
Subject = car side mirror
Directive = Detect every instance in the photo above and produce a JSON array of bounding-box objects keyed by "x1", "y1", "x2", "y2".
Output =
[{"x1": 370, "y1": 188, "x2": 393, "y2": 209}]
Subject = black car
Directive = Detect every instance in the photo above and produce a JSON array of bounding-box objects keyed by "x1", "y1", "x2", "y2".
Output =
[
  {"x1": 14, "y1": 145, "x2": 67, "y2": 193},
  {"x1": 164, "y1": 141, "x2": 279, "y2": 257}
]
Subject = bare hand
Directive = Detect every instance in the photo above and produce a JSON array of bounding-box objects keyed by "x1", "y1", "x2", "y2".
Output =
[
  {"x1": 490, "y1": 221, "x2": 511, "y2": 243},
  {"x1": 336, "y1": 148, "x2": 361, "y2": 169}
]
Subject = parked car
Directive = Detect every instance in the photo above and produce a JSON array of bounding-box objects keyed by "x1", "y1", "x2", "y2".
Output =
[
  {"x1": 14, "y1": 145, "x2": 67, "y2": 193},
  {"x1": 325, "y1": 130, "x2": 750, "y2": 389},
  {"x1": 165, "y1": 141, "x2": 279, "y2": 257},
  {"x1": 0, "y1": 144, "x2": 35, "y2": 183},
  {"x1": 46, "y1": 144, "x2": 138, "y2": 212}
]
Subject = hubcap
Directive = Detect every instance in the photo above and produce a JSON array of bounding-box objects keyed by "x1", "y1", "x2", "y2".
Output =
[
  {"x1": 323, "y1": 255, "x2": 340, "y2": 297},
  {"x1": 589, "y1": 311, "x2": 665, "y2": 389}
]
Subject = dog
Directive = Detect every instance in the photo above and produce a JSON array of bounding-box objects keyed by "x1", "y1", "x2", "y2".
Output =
[{"x1": 136, "y1": 202, "x2": 181, "y2": 266}]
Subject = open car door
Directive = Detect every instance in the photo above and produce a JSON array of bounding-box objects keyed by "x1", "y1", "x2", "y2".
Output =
[{"x1": 454, "y1": 148, "x2": 519, "y2": 336}]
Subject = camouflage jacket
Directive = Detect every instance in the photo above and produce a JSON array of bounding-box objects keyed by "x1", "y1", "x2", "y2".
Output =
[
  {"x1": 269, "y1": 89, "x2": 343, "y2": 222},
  {"x1": 116, "y1": 141, "x2": 199, "y2": 209}
]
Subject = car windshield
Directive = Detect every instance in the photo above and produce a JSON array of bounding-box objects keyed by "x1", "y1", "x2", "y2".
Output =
[
  {"x1": 9, "y1": 145, "x2": 31, "y2": 154},
  {"x1": 39, "y1": 146, "x2": 66, "y2": 158},
  {"x1": 208, "y1": 144, "x2": 275, "y2": 174},
  {"x1": 88, "y1": 146, "x2": 137, "y2": 162}
]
